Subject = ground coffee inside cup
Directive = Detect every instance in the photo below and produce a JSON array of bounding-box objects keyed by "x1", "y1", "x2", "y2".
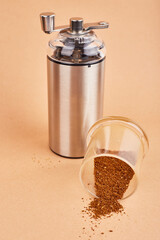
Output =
[{"x1": 85, "y1": 155, "x2": 135, "y2": 219}]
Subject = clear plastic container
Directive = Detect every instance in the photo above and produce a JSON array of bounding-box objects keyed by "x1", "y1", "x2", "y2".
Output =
[
  {"x1": 47, "y1": 30, "x2": 106, "y2": 64},
  {"x1": 80, "y1": 116, "x2": 149, "y2": 199}
]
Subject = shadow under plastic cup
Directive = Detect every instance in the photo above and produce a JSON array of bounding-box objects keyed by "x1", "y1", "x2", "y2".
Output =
[{"x1": 80, "y1": 116, "x2": 149, "y2": 199}]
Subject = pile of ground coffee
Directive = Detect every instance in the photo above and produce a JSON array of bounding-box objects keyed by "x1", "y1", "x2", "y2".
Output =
[{"x1": 86, "y1": 156, "x2": 135, "y2": 219}]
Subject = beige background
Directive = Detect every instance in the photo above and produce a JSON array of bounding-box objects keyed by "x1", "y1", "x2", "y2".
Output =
[{"x1": 0, "y1": 0, "x2": 160, "y2": 239}]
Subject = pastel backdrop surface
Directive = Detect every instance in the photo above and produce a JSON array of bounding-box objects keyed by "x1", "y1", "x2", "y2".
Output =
[{"x1": 0, "y1": 0, "x2": 160, "y2": 239}]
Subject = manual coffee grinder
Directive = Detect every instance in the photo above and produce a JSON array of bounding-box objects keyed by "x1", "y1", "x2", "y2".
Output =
[{"x1": 40, "y1": 12, "x2": 109, "y2": 158}]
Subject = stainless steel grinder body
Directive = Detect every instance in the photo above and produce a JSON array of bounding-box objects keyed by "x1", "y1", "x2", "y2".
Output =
[
  {"x1": 47, "y1": 58, "x2": 105, "y2": 158},
  {"x1": 40, "y1": 13, "x2": 109, "y2": 158}
]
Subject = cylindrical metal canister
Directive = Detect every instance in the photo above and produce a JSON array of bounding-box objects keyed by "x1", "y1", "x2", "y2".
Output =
[{"x1": 47, "y1": 58, "x2": 105, "y2": 158}]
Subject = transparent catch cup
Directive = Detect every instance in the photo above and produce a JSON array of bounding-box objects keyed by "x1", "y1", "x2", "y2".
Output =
[{"x1": 80, "y1": 116, "x2": 149, "y2": 199}]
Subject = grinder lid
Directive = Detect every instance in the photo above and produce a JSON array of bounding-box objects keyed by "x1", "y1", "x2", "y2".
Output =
[
  {"x1": 40, "y1": 14, "x2": 109, "y2": 65},
  {"x1": 48, "y1": 30, "x2": 106, "y2": 65}
]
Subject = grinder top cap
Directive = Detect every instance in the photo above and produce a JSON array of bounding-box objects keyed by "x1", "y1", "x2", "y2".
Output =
[{"x1": 40, "y1": 13, "x2": 109, "y2": 65}]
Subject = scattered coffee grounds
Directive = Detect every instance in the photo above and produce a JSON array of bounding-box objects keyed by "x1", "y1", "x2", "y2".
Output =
[{"x1": 86, "y1": 155, "x2": 135, "y2": 219}]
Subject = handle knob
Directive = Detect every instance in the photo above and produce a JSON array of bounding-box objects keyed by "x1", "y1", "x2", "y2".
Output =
[{"x1": 40, "y1": 12, "x2": 55, "y2": 34}]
